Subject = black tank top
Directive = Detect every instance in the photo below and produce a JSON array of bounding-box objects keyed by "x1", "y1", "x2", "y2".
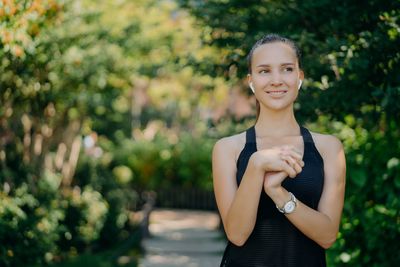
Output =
[{"x1": 220, "y1": 126, "x2": 326, "y2": 267}]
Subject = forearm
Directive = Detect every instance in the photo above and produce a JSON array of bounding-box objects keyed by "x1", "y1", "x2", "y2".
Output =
[
  {"x1": 225, "y1": 166, "x2": 264, "y2": 246},
  {"x1": 269, "y1": 188, "x2": 338, "y2": 249}
]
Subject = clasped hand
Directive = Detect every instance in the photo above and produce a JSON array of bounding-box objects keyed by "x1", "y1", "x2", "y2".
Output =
[{"x1": 251, "y1": 145, "x2": 304, "y2": 195}]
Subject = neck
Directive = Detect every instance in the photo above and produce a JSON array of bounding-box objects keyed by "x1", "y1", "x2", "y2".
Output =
[{"x1": 255, "y1": 106, "x2": 299, "y2": 137}]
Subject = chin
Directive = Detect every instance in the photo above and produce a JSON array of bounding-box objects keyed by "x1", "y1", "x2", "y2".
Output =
[{"x1": 259, "y1": 100, "x2": 294, "y2": 111}]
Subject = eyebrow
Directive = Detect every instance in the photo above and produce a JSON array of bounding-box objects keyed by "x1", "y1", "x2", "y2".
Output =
[{"x1": 256, "y1": 63, "x2": 295, "y2": 68}]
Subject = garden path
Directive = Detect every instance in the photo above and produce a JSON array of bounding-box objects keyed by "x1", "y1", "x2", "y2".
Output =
[{"x1": 138, "y1": 209, "x2": 226, "y2": 267}]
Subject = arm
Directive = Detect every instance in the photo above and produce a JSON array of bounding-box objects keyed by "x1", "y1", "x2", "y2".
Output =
[
  {"x1": 265, "y1": 135, "x2": 346, "y2": 249},
  {"x1": 212, "y1": 138, "x2": 264, "y2": 246},
  {"x1": 213, "y1": 137, "x2": 302, "y2": 246}
]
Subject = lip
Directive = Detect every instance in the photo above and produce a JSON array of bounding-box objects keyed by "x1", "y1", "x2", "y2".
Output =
[
  {"x1": 266, "y1": 90, "x2": 287, "y2": 93},
  {"x1": 265, "y1": 90, "x2": 288, "y2": 98}
]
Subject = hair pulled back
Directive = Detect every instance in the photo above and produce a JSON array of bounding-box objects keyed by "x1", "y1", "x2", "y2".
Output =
[{"x1": 247, "y1": 34, "x2": 303, "y2": 120}]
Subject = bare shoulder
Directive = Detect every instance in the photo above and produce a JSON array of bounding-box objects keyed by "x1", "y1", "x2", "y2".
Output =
[
  {"x1": 309, "y1": 131, "x2": 344, "y2": 157},
  {"x1": 213, "y1": 131, "x2": 247, "y2": 162},
  {"x1": 310, "y1": 131, "x2": 346, "y2": 185}
]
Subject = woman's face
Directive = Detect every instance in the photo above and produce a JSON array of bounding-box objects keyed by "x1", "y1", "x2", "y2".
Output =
[{"x1": 248, "y1": 42, "x2": 304, "y2": 111}]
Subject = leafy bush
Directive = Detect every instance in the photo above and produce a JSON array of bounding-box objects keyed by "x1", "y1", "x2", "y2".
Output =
[
  {"x1": 309, "y1": 117, "x2": 400, "y2": 266},
  {"x1": 108, "y1": 127, "x2": 215, "y2": 191},
  {"x1": 57, "y1": 186, "x2": 108, "y2": 252},
  {"x1": 73, "y1": 153, "x2": 139, "y2": 248},
  {"x1": 0, "y1": 183, "x2": 63, "y2": 266}
]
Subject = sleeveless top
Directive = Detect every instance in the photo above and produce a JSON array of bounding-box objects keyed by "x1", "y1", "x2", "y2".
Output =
[{"x1": 220, "y1": 126, "x2": 326, "y2": 267}]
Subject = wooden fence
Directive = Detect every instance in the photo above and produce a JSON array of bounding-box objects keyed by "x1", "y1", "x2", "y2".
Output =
[{"x1": 152, "y1": 188, "x2": 217, "y2": 211}]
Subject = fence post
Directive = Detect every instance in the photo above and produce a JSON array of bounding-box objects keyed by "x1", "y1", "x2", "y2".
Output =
[{"x1": 140, "y1": 190, "x2": 156, "y2": 238}]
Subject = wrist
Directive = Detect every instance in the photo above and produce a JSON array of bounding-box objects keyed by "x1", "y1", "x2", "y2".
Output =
[
  {"x1": 276, "y1": 192, "x2": 297, "y2": 214},
  {"x1": 249, "y1": 151, "x2": 270, "y2": 171},
  {"x1": 267, "y1": 186, "x2": 289, "y2": 207}
]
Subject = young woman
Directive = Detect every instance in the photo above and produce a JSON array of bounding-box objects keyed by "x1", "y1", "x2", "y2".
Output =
[{"x1": 212, "y1": 34, "x2": 346, "y2": 267}]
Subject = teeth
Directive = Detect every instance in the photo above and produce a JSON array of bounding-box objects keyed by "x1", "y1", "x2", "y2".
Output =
[{"x1": 267, "y1": 91, "x2": 286, "y2": 94}]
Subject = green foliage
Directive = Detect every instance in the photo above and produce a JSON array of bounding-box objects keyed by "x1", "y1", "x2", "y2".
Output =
[
  {"x1": 46, "y1": 252, "x2": 138, "y2": 267},
  {"x1": 0, "y1": 170, "x2": 115, "y2": 266},
  {"x1": 179, "y1": 0, "x2": 400, "y2": 122},
  {"x1": 0, "y1": 0, "x2": 139, "y2": 265},
  {"x1": 58, "y1": 187, "x2": 108, "y2": 250},
  {"x1": 179, "y1": 0, "x2": 400, "y2": 266},
  {"x1": 2, "y1": 0, "x2": 230, "y2": 264},
  {"x1": 107, "y1": 124, "x2": 215, "y2": 190},
  {"x1": 0, "y1": 183, "x2": 63, "y2": 267},
  {"x1": 308, "y1": 117, "x2": 400, "y2": 266},
  {"x1": 2, "y1": 0, "x2": 399, "y2": 266},
  {"x1": 73, "y1": 152, "x2": 139, "y2": 248}
]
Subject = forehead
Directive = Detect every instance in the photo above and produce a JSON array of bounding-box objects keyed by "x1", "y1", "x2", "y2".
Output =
[{"x1": 252, "y1": 42, "x2": 297, "y2": 66}]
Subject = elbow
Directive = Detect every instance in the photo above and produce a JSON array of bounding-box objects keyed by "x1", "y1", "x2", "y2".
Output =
[
  {"x1": 227, "y1": 232, "x2": 247, "y2": 247},
  {"x1": 226, "y1": 224, "x2": 250, "y2": 247},
  {"x1": 225, "y1": 224, "x2": 249, "y2": 246},
  {"x1": 223, "y1": 218, "x2": 253, "y2": 247},
  {"x1": 319, "y1": 236, "x2": 337, "y2": 249}
]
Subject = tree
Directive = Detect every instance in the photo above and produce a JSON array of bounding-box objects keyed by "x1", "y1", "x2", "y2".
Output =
[
  {"x1": 178, "y1": 0, "x2": 400, "y2": 266},
  {"x1": 0, "y1": 0, "x2": 241, "y2": 264}
]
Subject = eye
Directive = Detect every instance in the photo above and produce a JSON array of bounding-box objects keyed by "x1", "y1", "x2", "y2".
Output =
[
  {"x1": 259, "y1": 69, "x2": 270, "y2": 74},
  {"x1": 283, "y1": 67, "x2": 294, "y2": 72}
]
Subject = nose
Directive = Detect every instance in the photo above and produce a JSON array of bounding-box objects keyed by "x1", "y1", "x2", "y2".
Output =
[{"x1": 270, "y1": 70, "x2": 283, "y2": 87}]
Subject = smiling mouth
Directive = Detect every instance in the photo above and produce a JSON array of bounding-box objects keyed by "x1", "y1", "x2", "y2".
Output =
[{"x1": 266, "y1": 90, "x2": 287, "y2": 94}]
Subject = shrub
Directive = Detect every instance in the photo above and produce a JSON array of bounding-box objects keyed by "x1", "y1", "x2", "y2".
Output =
[{"x1": 0, "y1": 183, "x2": 63, "y2": 266}]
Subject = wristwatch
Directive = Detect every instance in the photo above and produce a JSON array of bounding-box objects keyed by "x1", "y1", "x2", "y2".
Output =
[{"x1": 276, "y1": 192, "x2": 297, "y2": 214}]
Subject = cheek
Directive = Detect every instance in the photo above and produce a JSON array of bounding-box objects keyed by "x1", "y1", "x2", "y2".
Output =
[
  {"x1": 286, "y1": 75, "x2": 299, "y2": 86},
  {"x1": 253, "y1": 74, "x2": 270, "y2": 84}
]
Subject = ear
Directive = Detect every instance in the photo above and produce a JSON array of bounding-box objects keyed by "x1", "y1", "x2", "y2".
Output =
[
  {"x1": 298, "y1": 80, "x2": 303, "y2": 90},
  {"x1": 298, "y1": 70, "x2": 305, "y2": 90},
  {"x1": 299, "y1": 70, "x2": 304, "y2": 80},
  {"x1": 247, "y1": 73, "x2": 252, "y2": 85},
  {"x1": 247, "y1": 74, "x2": 255, "y2": 93}
]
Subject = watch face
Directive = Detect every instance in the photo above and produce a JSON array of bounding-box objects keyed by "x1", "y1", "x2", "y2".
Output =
[{"x1": 284, "y1": 201, "x2": 296, "y2": 213}]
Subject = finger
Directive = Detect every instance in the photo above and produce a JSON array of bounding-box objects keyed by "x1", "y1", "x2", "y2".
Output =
[
  {"x1": 292, "y1": 161, "x2": 302, "y2": 174},
  {"x1": 281, "y1": 156, "x2": 302, "y2": 178},
  {"x1": 285, "y1": 158, "x2": 302, "y2": 174},
  {"x1": 281, "y1": 148, "x2": 302, "y2": 161},
  {"x1": 281, "y1": 154, "x2": 303, "y2": 170},
  {"x1": 264, "y1": 171, "x2": 279, "y2": 179},
  {"x1": 281, "y1": 155, "x2": 298, "y2": 169},
  {"x1": 289, "y1": 149, "x2": 303, "y2": 160},
  {"x1": 287, "y1": 167, "x2": 297, "y2": 178},
  {"x1": 282, "y1": 162, "x2": 297, "y2": 178}
]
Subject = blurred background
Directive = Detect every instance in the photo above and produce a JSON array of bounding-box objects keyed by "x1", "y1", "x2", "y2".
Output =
[{"x1": 0, "y1": 0, "x2": 399, "y2": 266}]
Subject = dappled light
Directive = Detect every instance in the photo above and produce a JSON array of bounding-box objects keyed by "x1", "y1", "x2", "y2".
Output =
[{"x1": 1, "y1": 0, "x2": 399, "y2": 266}]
